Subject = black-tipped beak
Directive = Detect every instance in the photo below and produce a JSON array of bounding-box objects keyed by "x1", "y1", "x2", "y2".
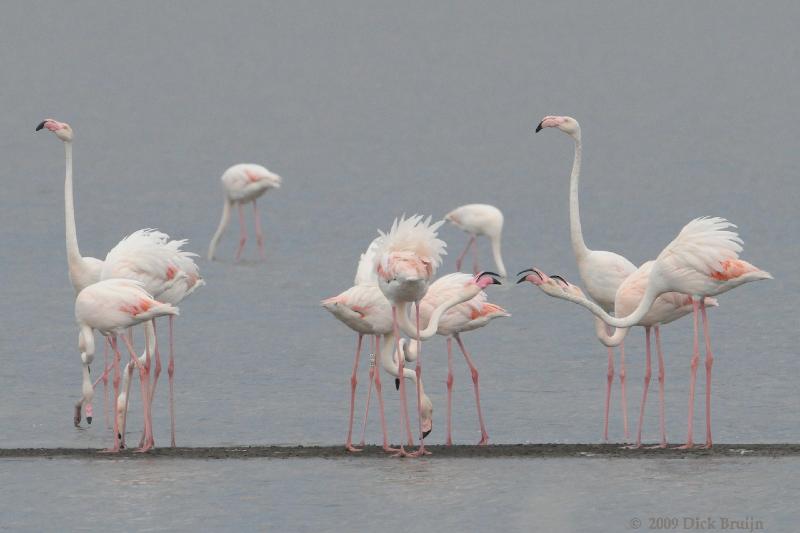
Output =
[
  {"x1": 550, "y1": 275, "x2": 568, "y2": 285},
  {"x1": 535, "y1": 121, "x2": 544, "y2": 133},
  {"x1": 423, "y1": 429, "x2": 432, "y2": 438},
  {"x1": 395, "y1": 378, "x2": 400, "y2": 390},
  {"x1": 517, "y1": 268, "x2": 535, "y2": 277},
  {"x1": 516, "y1": 268, "x2": 543, "y2": 284},
  {"x1": 35, "y1": 121, "x2": 47, "y2": 132},
  {"x1": 476, "y1": 271, "x2": 502, "y2": 285},
  {"x1": 86, "y1": 417, "x2": 92, "y2": 425}
]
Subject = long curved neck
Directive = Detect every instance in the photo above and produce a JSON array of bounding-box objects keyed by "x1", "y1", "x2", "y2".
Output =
[
  {"x1": 63, "y1": 142, "x2": 86, "y2": 285},
  {"x1": 489, "y1": 235, "x2": 507, "y2": 278},
  {"x1": 545, "y1": 280, "x2": 661, "y2": 328},
  {"x1": 593, "y1": 317, "x2": 629, "y2": 347},
  {"x1": 569, "y1": 134, "x2": 590, "y2": 260},
  {"x1": 395, "y1": 290, "x2": 474, "y2": 340}
]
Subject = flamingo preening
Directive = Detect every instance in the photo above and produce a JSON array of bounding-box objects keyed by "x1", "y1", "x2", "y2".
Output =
[
  {"x1": 518, "y1": 217, "x2": 772, "y2": 448},
  {"x1": 536, "y1": 115, "x2": 638, "y2": 442},
  {"x1": 208, "y1": 163, "x2": 282, "y2": 262},
  {"x1": 445, "y1": 204, "x2": 507, "y2": 279}
]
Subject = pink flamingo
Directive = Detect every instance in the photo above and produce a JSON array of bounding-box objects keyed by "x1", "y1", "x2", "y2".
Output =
[
  {"x1": 208, "y1": 163, "x2": 282, "y2": 261},
  {"x1": 404, "y1": 272, "x2": 510, "y2": 445},
  {"x1": 536, "y1": 115, "x2": 638, "y2": 442},
  {"x1": 445, "y1": 204, "x2": 507, "y2": 278},
  {"x1": 541, "y1": 268, "x2": 717, "y2": 448},
  {"x1": 518, "y1": 217, "x2": 772, "y2": 448},
  {"x1": 75, "y1": 279, "x2": 179, "y2": 452}
]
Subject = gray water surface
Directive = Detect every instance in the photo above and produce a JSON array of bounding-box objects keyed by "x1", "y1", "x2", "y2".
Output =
[{"x1": 1, "y1": 1, "x2": 798, "y2": 531}]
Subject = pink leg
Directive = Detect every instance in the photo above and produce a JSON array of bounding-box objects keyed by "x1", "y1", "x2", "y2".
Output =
[
  {"x1": 619, "y1": 340, "x2": 629, "y2": 443},
  {"x1": 235, "y1": 204, "x2": 247, "y2": 261},
  {"x1": 603, "y1": 344, "x2": 614, "y2": 442},
  {"x1": 677, "y1": 299, "x2": 701, "y2": 449},
  {"x1": 471, "y1": 238, "x2": 479, "y2": 275},
  {"x1": 455, "y1": 334, "x2": 489, "y2": 445},
  {"x1": 446, "y1": 337, "x2": 454, "y2": 446},
  {"x1": 358, "y1": 341, "x2": 375, "y2": 447},
  {"x1": 629, "y1": 327, "x2": 652, "y2": 449},
  {"x1": 103, "y1": 336, "x2": 123, "y2": 453},
  {"x1": 374, "y1": 336, "x2": 400, "y2": 453},
  {"x1": 455, "y1": 236, "x2": 475, "y2": 272},
  {"x1": 391, "y1": 307, "x2": 413, "y2": 457},
  {"x1": 253, "y1": 200, "x2": 266, "y2": 260},
  {"x1": 148, "y1": 321, "x2": 162, "y2": 405},
  {"x1": 412, "y1": 302, "x2": 430, "y2": 456},
  {"x1": 345, "y1": 334, "x2": 364, "y2": 452},
  {"x1": 700, "y1": 301, "x2": 714, "y2": 449},
  {"x1": 120, "y1": 334, "x2": 153, "y2": 452},
  {"x1": 647, "y1": 326, "x2": 668, "y2": 448},
  {"x1": 103, "y1": 339, "x2": 110, "y2": 429},
  {"x1": 168, "y1": 316, "x2": 176, "y2": 447}
]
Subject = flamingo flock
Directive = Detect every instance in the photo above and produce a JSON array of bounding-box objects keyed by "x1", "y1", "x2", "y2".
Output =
[{"x1": 36, "y1": 114, "x2": 771, "y2": 456}]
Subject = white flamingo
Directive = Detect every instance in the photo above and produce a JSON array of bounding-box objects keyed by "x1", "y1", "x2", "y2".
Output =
[
  {"x1": 75, "y1": 279, "x2": 179, "y2": 452},
  {"x1": 536, "y1": 115, "x2": 638, "y2": 442},
  {"x1": 445, "y1": 204, "x2": 507, "y2": 278},
  {"x1": 208, "y1": 163, "x2": 282, "y2": 261},
  {"x1": 518, "y1": 217, "x2": 772, "y2": 448}
]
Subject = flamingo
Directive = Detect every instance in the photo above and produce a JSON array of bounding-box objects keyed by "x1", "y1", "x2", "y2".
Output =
[
  {"x1": 102, "y1": 230, "x2": 204, "y2": 449},
  {"x1": 207, "y1": 163, "x2": 282, "y2": 261},
  {"x1": 404, "y1": 272, "x2": 510, "y2": 445},
  {"x1": 36, "y1": 118, "x2": 204, "y2": 442},
  {"x1": 536, "y1": 115, "x2": 638, "y2": 442},
  {"x1": 543, "y1": 268, "x2": 717, "y2": 448},
  {"x1": 374, "y1": 215, "x2": 502, "y2": 455},
  {"x1": 518, "y1": 217, "x2": 772, "y2": 448},
  {"x1": 75, "y1": 278, "x2": 179, "y2": 452},
  {"x1": 445, "y1": 204, "x2": 508, "y2": 278}
]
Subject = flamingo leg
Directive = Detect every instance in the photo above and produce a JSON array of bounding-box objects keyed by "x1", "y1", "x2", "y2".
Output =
[
  {"x1": 628, "y1": 327, "x2": 652, "y2": 449},
  {"x1": 455, "y1": 236, "x2": 475, "y2": 272},
  {"x1": 374, "y1": 335, "x2": 400, "y2": 453},
  {"x1": 619, "y1": 340, "x2": 629, "y2": 443},
  {"x1": 391, "y1": 307, "x2": 413, "y2": 457},
  {"x1": 446, "y1": 337, "x2": 454, "y2": 446},
  {"x1": 120, "y1": 334, "x2": 153, "y2": 452},
  {"x1": 411, "y1": 301, "x2": 430, "y2": 456},
  {"x1": 647, "y1": 326, "x2": 668, "y2": 448},
  {"x1": 235, "y1": 203, "x2": 247, "y2": 261},
  {"x1": 253, "y1": 199, "x2": 266, "y2": 260},
  {"x1": 455, "y1": 334, "x2": 489, "y2": 445},
  {"x1": 148, "y1": 321, "x2": 162, "y2": 406},
  {"x1": 677, "y1": 298, "x2": 701, "y2": 449},
  {"x1": 168, "y1": 315, "x2": 176, "y2": 447},
  {"x1": 700, "y1": 300, "x2": 714, "y2": 449},
  {"x1": 103, "y1": 338, "x2": 110, "y2": 429},
  {"x1": 345, "y1": 334, "x2": 364, "y2": 452},
  {"x1": 471, "y1": 237, "x2": 479, "y2": 275},
  {"x1": 358, "y1": 343, "x2": 375, "y2": 447},
  {"x1": 103, "y1": 336, "x2": 124, "y2": 453},
  {"x1": 603, "y1": 343, "x2": 615, "y2": 442}
]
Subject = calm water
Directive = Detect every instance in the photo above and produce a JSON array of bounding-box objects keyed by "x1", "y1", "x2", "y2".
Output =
[{"x1": 1, "y1": 1, "x2": 799, "y2": 531}]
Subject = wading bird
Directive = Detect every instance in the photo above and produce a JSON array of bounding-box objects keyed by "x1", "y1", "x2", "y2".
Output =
[{"x1": 445, "y1": 204, "x2": 507, "y2": 278}]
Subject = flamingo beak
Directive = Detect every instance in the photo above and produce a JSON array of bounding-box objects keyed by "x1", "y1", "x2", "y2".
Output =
[
  {"x1": 516, "y1": 268, "x2": 542, "y2": 284},
  {"x1": 535, "y1": 121, "x2": 544, "y2": 132},
  {"x1": 476, "y1": 271, "x2": 502, "y2": 285},
  {"x1": 35, "y1": 121, "x2": 47, "y2": 131},
  {"x1": 395, "y1": 378, "x2": 400, "y2": 390},
  {"x1": 423, "y1": 428, "x2": 432, "y2": 438}
]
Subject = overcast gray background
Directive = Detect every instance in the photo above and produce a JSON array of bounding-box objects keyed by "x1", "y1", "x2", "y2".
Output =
[{"x1": 0, "y1": 2, "x2": 798, "y2": 531}]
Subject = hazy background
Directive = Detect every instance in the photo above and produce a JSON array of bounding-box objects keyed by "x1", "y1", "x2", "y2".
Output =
[{"x1": 0, "y1": 1, "x2": 798, "y2": 530}]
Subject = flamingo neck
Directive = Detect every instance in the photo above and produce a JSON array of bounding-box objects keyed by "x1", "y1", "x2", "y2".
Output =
[
  {"x1": 489, "y1": 235, "x2": 507, "y2": 278},
  {"x1": 593, "y1": 317, "x2": 629, "y2": 347},
  {"x1": 64, "y1": 142, "x2": 86, "y2": 290},
  {"x1": 395, "y1": 290, "x2": 471, "y2": 340},
  {"x1": 548, "y1": 279, "x2": 661, "y2": 328},
  {"x1": 569, "y1": 135, "x2": 590, "y2": 260}
]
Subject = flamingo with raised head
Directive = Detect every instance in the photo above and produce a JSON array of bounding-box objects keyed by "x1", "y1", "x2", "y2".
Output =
[
  {"x1": 543, "y1": 268, "x2": 717, "y2": 448},
  {"x1": 75, "y1": 278, "x2": 179, "y2": 452},
  {"x1": 404, "y1": 272, "x2": 510, "y2": 445},
  {"x1": 518, "y1": 217, "x2": 772, "y2": 448},
  {"x1": 445, "y1": 204, "x2": 507, "y2": 278},
  {"x1": 536, "y1": 115, "x2": 638, "y2": 442},
  {"x1": 208, "y1": 163, "x2": 282, "y2": 261}
]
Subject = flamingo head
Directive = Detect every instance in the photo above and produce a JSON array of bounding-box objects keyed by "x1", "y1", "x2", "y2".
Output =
[
  {"x1": 36, "y1": 119, "x2": 73, "y2": 142},
  {"x1": 421, "y1": 394, "x2": 433, "y2": 438},
  {"x1": 377, "y1": 251, "x2": 436, "y2": 302},
  {"x1": 548, "y1": 274, "x2": 585, "y2": 299},
  {"x1": 535, "y1": 115, "x2": 580, "y2": 138},
  {"x1": 516, "y1": 268, "x2": 571, "y2": 297}
]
